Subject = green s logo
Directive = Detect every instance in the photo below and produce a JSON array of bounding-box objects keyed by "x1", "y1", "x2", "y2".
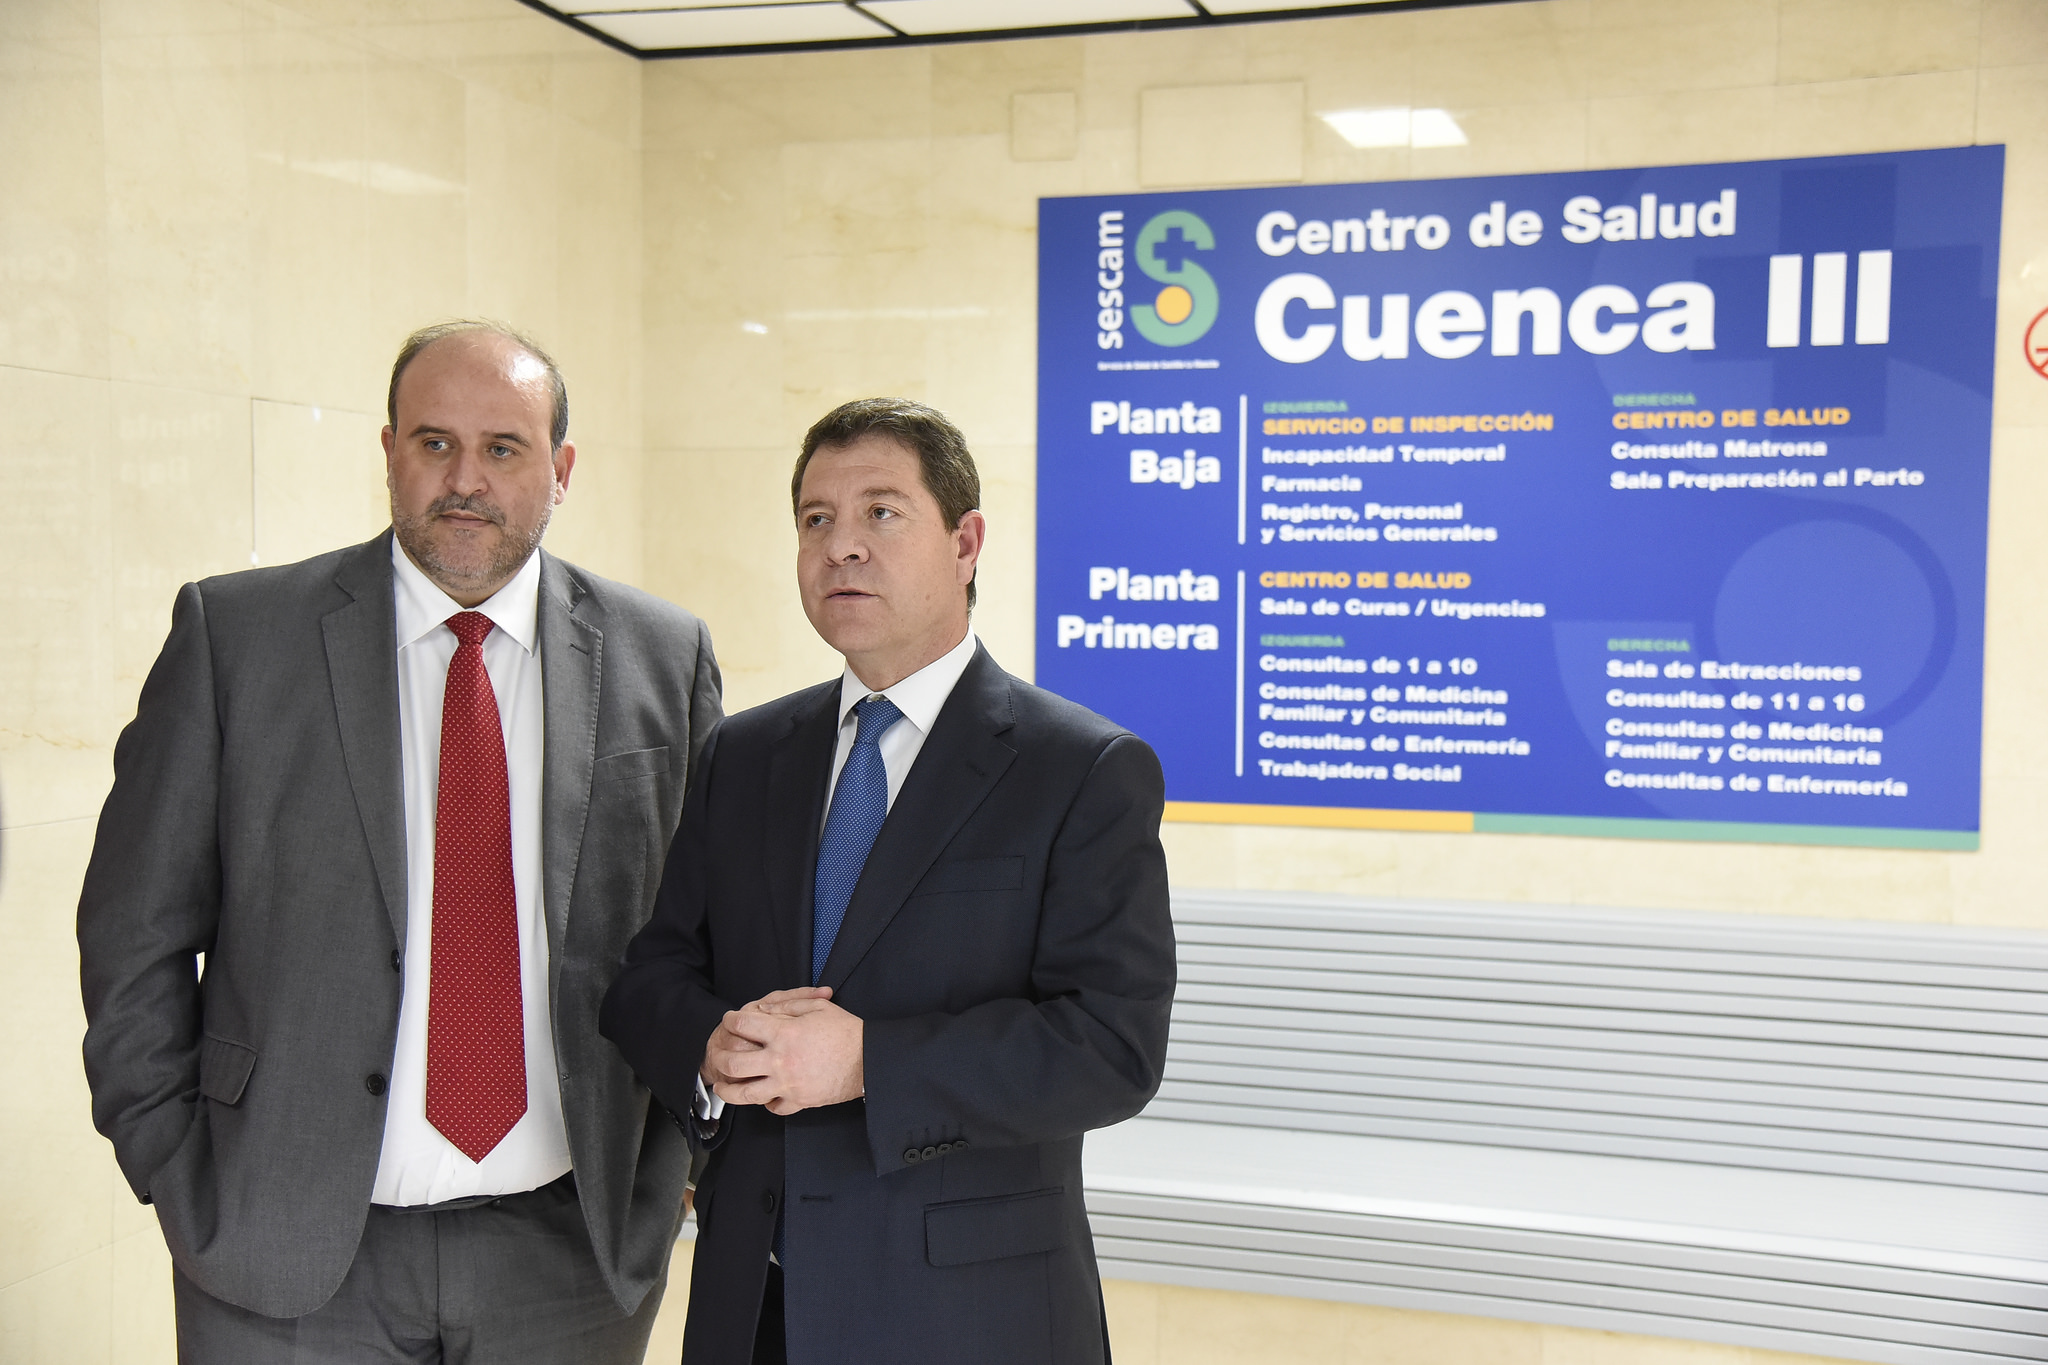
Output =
[{"x1": 1130, "y1": 210, "x2": 1218, "y2": 347}]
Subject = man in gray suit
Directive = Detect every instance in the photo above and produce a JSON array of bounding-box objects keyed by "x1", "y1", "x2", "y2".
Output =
[{"x1": 78, "y1": 321, "x2": 718, "y2": 1361}]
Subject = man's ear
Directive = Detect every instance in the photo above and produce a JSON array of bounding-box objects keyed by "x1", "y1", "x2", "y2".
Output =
[
  {"x1": 552, "y1": 439, "x2": 577, "y2": 501},
  {"x1": 953, "y1": 508, "x2": 987, "y2": 584}
]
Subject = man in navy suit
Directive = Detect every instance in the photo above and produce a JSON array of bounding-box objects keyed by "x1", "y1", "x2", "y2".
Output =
[{"x1": 601, "y1": 397, "x2": 1176, "y2": 1365}]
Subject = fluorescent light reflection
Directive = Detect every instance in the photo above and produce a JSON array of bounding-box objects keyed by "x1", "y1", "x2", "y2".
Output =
[{"x1": 1320, "y1": 107, "x2": 1467, "y2": 150}]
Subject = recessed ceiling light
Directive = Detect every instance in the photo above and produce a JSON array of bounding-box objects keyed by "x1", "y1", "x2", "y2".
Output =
[
  {"x1": 560, "y1": 0, "x2": 817, "y2": 11},
  {"x1": 575, "y1": 4, "x2": 892, "y2": 49},
  {"x1": 1203, "y1": 0, "x2": 1401, "y2": 10},
  {"x1": 857, "y1": 0, "x2": 1196, "y2": 35},
  {"x1": 1320, "y1": 106, "x2": 1466, "y2": 150},
  {"x1": 1408, "y1": 108, "x2": 1468, "y2": 148}
]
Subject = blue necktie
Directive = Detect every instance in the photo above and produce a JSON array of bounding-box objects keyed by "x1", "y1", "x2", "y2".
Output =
[{"x1": 811, "y1": 695, "x2": 905, "y2": 983}]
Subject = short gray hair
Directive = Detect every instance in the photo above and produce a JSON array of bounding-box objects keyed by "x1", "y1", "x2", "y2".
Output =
[{"x1": 386, "y1": 320, "x2": 569, "y2": 451}]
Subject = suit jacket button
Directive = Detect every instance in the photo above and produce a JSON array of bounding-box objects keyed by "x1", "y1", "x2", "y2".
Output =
[
  {"x1": 936, "y1": 1142, "x2": 953, "y2": 1155},
  {"x1": 921, "y1": 1145, "x2": 938, "y2": 1161},
  {"x1": 390, "y1": 949, "x2": 402, "y2": 972},
  {"x1": 365, "y1": 1073, "x2": 387, "y2": 1096},
  {"x1": 762, "y1": 1190, "x2": 778, "y2": 1213},
  {"x1": 904, "y1": 1148, "x2": 922, "y2": 1165},
  {"x1": 953, "y1": 1138, "x2": 969, "y2": 1151}
]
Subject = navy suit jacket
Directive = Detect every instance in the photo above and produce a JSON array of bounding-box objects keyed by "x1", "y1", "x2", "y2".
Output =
[{"x1": 600, "y1": 644, "x2": 1176, "y2": 1365}]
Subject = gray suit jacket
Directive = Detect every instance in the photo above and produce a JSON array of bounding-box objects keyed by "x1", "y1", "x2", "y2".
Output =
[{"x1": 77, "y1": 531, "x2": 720, "y2": 1319}]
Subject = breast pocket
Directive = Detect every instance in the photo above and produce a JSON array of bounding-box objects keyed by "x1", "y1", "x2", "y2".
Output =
[
  {"x1": 912, "y1": 856, "x2": 1025, "y2": 897},
  {"x1": 592, "y1": 746, "x2": 670, "y2": 783}
]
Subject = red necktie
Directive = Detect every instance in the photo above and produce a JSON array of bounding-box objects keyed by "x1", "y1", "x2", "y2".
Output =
[{"x1": 425, "y1": 611, "x2": 527, "y2": 1163}]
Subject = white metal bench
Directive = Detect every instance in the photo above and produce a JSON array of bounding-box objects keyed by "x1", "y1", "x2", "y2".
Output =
[{"x1": 1085, "y1": 890, "x2": 2048, "y2": 1365}]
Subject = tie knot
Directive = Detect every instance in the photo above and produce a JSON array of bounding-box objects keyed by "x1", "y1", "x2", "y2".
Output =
[
  {"x1": 446, "y1": 611, "x2": 494, "y2": 648},
  {"x1": 852, "y1": 695, "x2": 905, "y2": 747}
]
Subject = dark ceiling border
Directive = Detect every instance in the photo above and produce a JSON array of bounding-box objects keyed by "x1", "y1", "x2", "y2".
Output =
[{"x1": 512, "y1": 0, "x2": 1525, "y2": 61}]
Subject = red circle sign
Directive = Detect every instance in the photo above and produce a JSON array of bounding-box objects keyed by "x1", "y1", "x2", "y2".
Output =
[{"x1": 2026, "y1": 307, "x2": 2048, "y2": 380}]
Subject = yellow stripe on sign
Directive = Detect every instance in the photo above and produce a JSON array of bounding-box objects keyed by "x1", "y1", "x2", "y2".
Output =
[{"x1": 1162, "y1": 802, "x2": 1473, "y2": 833}]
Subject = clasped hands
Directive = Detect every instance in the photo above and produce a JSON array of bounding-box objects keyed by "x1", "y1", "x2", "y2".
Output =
[{"x1": 701, "y1": 987, "x2": 864, "y2": 1117}]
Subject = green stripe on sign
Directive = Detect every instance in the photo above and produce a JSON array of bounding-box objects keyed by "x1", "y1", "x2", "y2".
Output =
[{"x1": 1472, "y1": 812, "x2": 1978, "y2": 851}]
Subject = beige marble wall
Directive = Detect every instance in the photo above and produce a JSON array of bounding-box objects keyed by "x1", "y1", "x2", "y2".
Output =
[{"x1": 0, "y1": 0, "x2": 643, "y2": 1355}]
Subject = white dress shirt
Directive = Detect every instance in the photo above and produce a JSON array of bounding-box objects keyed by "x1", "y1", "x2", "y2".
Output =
[
  {"x1": 821, "y1": 628, "x2": 979, "y2": 825},
  {"x1": 373, "y1": 539, "x2": 572, "y2": 1206},
  {"x1": 695, "y1": 629, "x2": 978, "y2": 1125}
]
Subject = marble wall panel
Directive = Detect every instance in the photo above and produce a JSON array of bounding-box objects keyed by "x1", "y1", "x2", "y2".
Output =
[
  {"x1": 552, "y1": 122, "x2": 643, "y2": 448},
  {"x1": 1010, "y1": 91, "x2": 1079, "y2": 163},
  {"x1": 464, "y1": 82, "x2": 562, "y2": 351},
  {"x1": 966, "y1": 441, "x2": 1036, "y2": 681},
  {"x1": 1980, "y1": 0, "x2": 2048, "y2": 67},
  {"x1": 109, "y1": 384, "x2": 254, "y2": 698},
  {"x1": 0, "y1": 0, "x2": 109, "y2": 381},
  {"x1": 546, "y1": 422, "x2": 646, "y2": 588},
  {"x1": 1138, "y1": 82, "x2": 1305, "y2": 187},
  {"x1": 644, "y1": 445, "x2": 839, "y2": 710},
  {"x1": 251, "y1": 398, "x2": 388, "y2": 568},
  {"x1": 1083, "y1": 28, "x2": 1266, "y2": 117},
  {"x1": 1768, "y1": 69, "x2": 1981, "y2": 158},
  {"x1": 1586, "y1": 86, "x2": 1786, "y2": 170},
  {"x1": 99, "y1": 0, "x2": 255, "y2": 394},
  {"x1": 1981, "y1": 424, "x2": 2048, "y2": 786},
  {"x1": 1776, "y1": 0, "x2": 1982, "y2": 83},
  {"x1": 769, "y1": 46, "x2": 935, "y2": 144},
  {"x1": 244, "y1": 8, "x2": 372, "y2": 408},
  {"x1": 936, "y1": 36, "x2": 1084, "y2": 139},
  {"x1": 0, "y1": 1246, "x2": 114, "y2": 1365},
  {"x1": 358, "y1": 60, "x2": 471, "y2": 414},
  {"x1": 0, "y1": 367, "x2": 116, "y2": 752},
  {"x1": 1579, "y1": 0, "x2": 1779, "y2": 98},
  {"x1": 1979, "y1": 62, "x2": 2048, "y2": 430},
  {"x1": 107, "y1": 1231, "x2": 177, "y2": 1360},
  {"x1": 1247, "y1": 12, "x2": 1413, "y2": 107},
  {"x1": 1403, "y1": 99, "x2": 1591, "y2": 178},
  {"x1": 0, "y1": 820, "x2": 110, "y2": 1291},
  {"x1": 1406, "y1": 1, "x2": 1594, "y2": 109}
]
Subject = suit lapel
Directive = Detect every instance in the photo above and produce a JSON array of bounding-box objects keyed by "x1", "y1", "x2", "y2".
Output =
[
  {"x1": 818, "y1": 647, "x2": 1017, "y2": 990},
  {"x1": 538, "y1": 552, "x2": 601, "y2": 993},
  {"x1": 766, "y1": 684, "x2": 840, "y2": 987},
  {"x1": 322, "y1": 533, "x2": 409, "y2": 951}
]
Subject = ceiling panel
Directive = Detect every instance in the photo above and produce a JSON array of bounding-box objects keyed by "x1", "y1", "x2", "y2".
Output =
[
  {"x1": 560, "y1": 0, "x2": 819, "y2": 13},
  {"x1": 533, "y1": 0, "x2": 1477, "y2": 54},
  {"x1": 858, "y1": 0, "x2": 1198, "y2": 36},
  {"x1": 1200, "y1": 0, "x2": 1398, "y2": 12},
  {"x1": 575, "y1": 4, "x2": 895, "y2": 49}
]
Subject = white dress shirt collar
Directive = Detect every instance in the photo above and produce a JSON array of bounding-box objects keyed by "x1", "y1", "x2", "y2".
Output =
[
  {"x1": 835, "y1": 628, "x2": 978, "y2": 735},
  {"x1": 392, "y1": 536, "x2": 542, "y2": 655}
]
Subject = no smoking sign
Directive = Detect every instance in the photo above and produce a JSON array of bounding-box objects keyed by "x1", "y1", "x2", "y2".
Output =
[{"x1": 2027, "y1": 306, "x2": 2048, "y2": 379}]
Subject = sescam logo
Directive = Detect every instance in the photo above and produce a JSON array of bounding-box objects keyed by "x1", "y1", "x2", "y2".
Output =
[{"x1": 1097, "y1": 209, "x2": 1220, "y2": 350}]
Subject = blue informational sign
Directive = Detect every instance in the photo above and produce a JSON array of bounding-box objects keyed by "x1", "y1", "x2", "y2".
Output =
[{"x1": 1034, "y1": 147, "x2": 2002, "y2": 849}]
